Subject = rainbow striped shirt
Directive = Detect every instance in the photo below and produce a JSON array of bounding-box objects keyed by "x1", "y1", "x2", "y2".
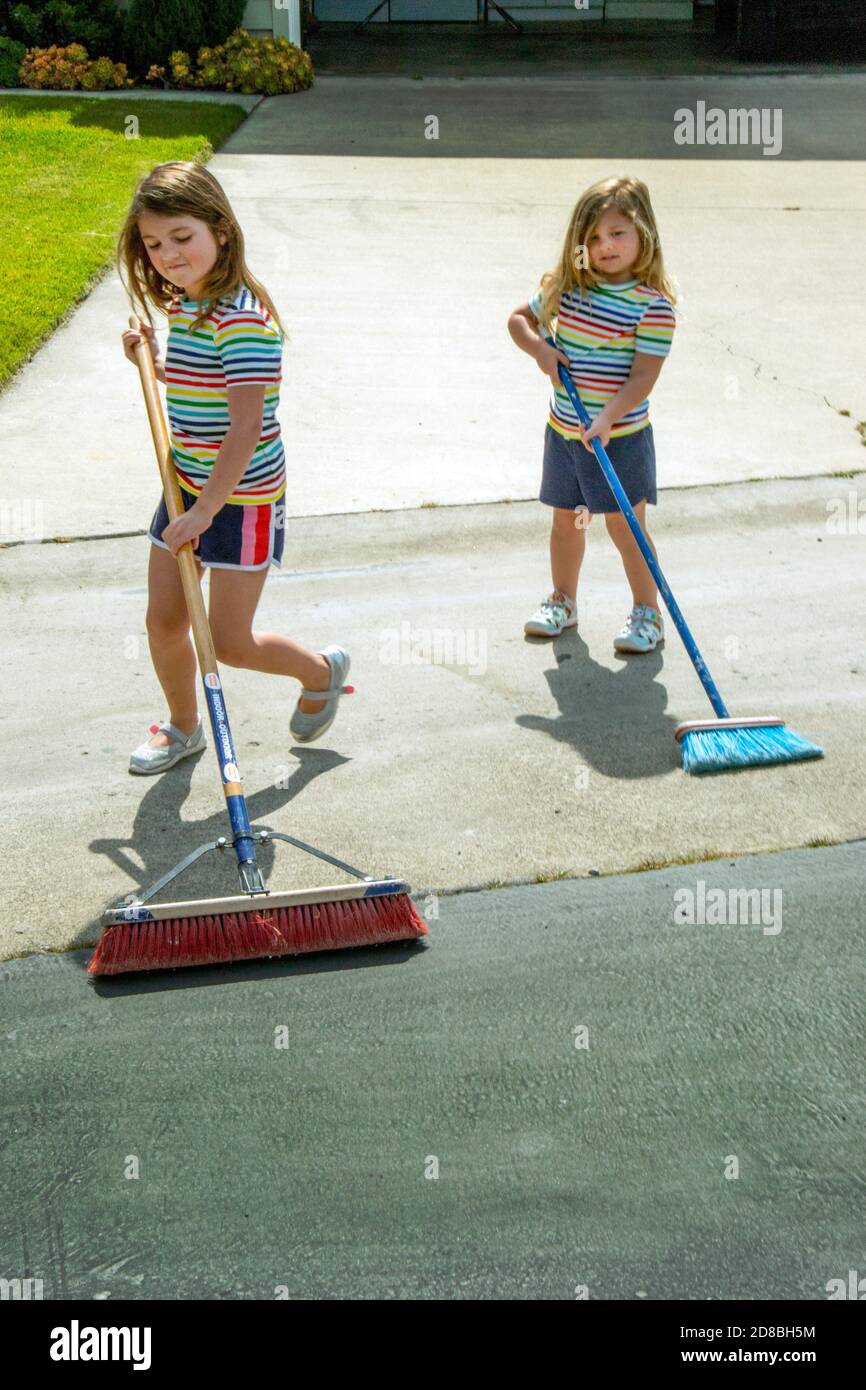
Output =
[
  {"x1": 165, "y1": 284, "x2": 286, "y2": 505},
  {"x1": 528, "y1": 279, "x2": 676, "y2": 440}
]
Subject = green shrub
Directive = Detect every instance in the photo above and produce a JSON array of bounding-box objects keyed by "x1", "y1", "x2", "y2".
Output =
[
  {"x1": 20, "y1": 40, "x2": 87, "y2": 88},
  {"x1": 166, "y1": 48, "x2": 195, "y2": 89},
  {"x1": 224, "y1": 30, "x2": 314, "y2": 95},
  {"x1": 0, "y1": 35, "x2": 26, "y2": 85},
  {"x1": 20, "y1": 42, "x2": 130, "y2": 89},
  {"x1": 123, "y1": 0, "x2": 246, "y2": 78},
  {"x1": 123, "y1": 0, "x2": 206, "y2": 76},
  {"x1": 162, "y1": 30, "x2": 314, "y2": 96},
  {"x1": 199, "y1": 0, "x2": 246, "y2": 48},
  {"x1": 80, "y1": 52, "x2": 130, "y2": 90},
  {"x1": 0, "y1": 1, "x2": 125, "y2": 58}
]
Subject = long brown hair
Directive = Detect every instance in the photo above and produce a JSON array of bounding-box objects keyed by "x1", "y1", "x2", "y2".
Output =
[
  {"x1": 533, "y1": 175, "x2": 677, "y2": 329},
  {"x1": 115, "y1": 160, "x2": 285, "y2": 336}
]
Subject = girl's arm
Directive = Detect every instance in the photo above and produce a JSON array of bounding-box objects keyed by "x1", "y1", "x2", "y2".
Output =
[
  {"x1": 507, "y1": 303, "x2": 544, "y2": 355},
  {"x1": 581, "y1": 352, "x2": 666, "y2": 448},
  {"x1": 507, "y1": 304, "x2": 569, "y2": 389},
  {"x1": 195, "y1": 384, "x2": 265, "y2": 518}
]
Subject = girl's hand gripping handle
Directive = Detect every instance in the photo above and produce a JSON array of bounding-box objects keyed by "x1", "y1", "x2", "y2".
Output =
[
  {"x1": 122, "y1": 318, "x2": 165, "y2": 380},
  {"x1": 535, "y1": 336, "x2": 571, "y2": 392}
]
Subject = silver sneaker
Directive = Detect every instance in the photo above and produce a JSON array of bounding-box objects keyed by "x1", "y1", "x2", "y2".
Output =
[
  {"x1": 290, "y1": 645, "x2": 353, "y2": 744},
  {"x1": 129, "y1": 718, "x2": 206, "y2": 775},
  {"x1": 524, "y1": 590, "x2": 577, "y2": 638}
]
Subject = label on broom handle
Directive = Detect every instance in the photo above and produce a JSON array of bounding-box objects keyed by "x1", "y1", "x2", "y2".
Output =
[{"x1": 201, "y1": 671, "x2": 255, "y2": 854}]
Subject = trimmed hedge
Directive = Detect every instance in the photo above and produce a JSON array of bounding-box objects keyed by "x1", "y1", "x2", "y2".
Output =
[
  {"x1": 124, "y1": 0, "x2": 245, "y2": 76},
  {"x1": 0, "y1": 1, "x2": 124, "y2": 58},
  {"x1": 0, "y1": 35, "x2": 25, "y2": 85},
  {"x1": 2, "y1": 2, "x2": 248, "y2": 78}
]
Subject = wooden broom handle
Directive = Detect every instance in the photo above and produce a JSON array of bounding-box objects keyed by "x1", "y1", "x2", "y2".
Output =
[{"x1": 127, "y1": 315, "x2": 218, "y2": 678}]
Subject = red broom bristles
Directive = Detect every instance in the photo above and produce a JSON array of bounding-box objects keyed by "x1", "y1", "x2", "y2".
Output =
[{"x1": 88, "y1": 893, "x2": 428, "y2": 976}]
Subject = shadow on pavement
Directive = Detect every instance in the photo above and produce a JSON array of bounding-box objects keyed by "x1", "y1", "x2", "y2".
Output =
[
  {"x1": 516, "y1": 632, "x2": 680, "y2": 779},
  {"x1": 82, "y1": 745, "x2": 355, "y2": 945},
  {"x1": 86, "y1": 937, "x2": 428, "y2": 997}
]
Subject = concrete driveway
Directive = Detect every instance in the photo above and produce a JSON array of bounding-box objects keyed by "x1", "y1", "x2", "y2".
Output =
[
  {"x1": 1, "y1": 471, "x2": 862, "y2": 962},
  {"x1": 2, "y1": 74, "x2": 865, "y2": 541}
]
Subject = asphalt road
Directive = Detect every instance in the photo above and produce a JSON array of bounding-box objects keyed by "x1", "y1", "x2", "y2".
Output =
[{"x1": 1, "y1": 843, "x2": 862, "y2": 1300}]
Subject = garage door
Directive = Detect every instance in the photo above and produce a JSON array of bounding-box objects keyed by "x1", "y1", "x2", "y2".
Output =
[{"x1": 315, "y1": 2, "x2": 479, "y2": 19}]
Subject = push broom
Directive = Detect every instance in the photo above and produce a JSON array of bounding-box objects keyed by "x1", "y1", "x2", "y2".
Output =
[
  {"x1": 542, "y1": 335, "x2": 824, "y2": 774},
  {"x1": 88, "y1": 318, "x2": 427, "y2": 975}
]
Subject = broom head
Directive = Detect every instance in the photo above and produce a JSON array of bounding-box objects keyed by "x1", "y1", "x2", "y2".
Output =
[
  {"x1": 675, "y1": 716, "x2": 824, "y2": 775},
  {"x1": 89, "y1": 882, "x2": 428, "y2": 977}
]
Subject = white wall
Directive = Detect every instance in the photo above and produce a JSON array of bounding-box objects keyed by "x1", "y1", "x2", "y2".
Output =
[{"x1": 243, "y1": 0, "x2": 301, "y2": 42}]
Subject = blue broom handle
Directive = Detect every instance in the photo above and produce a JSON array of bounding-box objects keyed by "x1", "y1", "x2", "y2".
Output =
[{"x1": 542, "y1": 336, "x2": 729, "y2": 720}]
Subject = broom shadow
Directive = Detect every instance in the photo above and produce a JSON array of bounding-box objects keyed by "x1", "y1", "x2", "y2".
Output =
[
  {"x1": 86, "y1": 744, "x2": 349, "y2": 910},
  {"x1": 516, "y1": 632, "x2": 681, "y2": 778},
  {"x1": 86, "y1": 936, "x2": 428, "y2": 996},
  {"x1": 80, "y1": 746, "x2": 427, "y2": 989}
]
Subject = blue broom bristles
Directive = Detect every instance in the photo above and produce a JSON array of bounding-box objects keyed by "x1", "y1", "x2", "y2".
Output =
[{"x1": 680, "y1": 723, "x2": 824, "y2": 775}]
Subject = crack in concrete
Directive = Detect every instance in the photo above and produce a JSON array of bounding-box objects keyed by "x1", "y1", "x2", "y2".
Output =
[
  {"x1": 697, "y1": 326, "x2": 861, "y2": 417},
  {"x1": 697, "y1": 325, "x2": 765, "y2": 382}
]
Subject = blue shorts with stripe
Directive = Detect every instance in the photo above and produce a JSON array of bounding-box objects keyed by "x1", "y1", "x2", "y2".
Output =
[{"x1": 148, "y1": 487, "x2": 285, "y2": 571}]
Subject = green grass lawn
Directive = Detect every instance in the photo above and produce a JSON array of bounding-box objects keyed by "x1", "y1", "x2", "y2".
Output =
[{"x1": 0, "y1": 95, "x2": 250, "y2": 388}]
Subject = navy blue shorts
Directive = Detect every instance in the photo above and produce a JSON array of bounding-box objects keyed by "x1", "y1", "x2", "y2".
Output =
[
  {"x1": 539, "y1": 422, "x2": 658, "y2": 513},
  {"x1": 148, "y1": 488, "x2": 285, "y2": 570}
]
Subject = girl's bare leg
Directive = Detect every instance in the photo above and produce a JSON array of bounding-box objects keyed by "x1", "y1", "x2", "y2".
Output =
[
  {"x1": 207, "y1": 567, "x2": 331, "y2": 714},
  {"x1": 550, "y1": 505, "x2": 588, "y2": 599},
  {"x1": 144, "y1": 543, "x2": 205, "y2": 749},
  {"x1": 604, "y1": 501, "x2": 659, "y2": 608}
]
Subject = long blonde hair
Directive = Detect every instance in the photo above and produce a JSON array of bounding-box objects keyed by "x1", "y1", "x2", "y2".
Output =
[
  {"x1": 116, "y1": 160, "x2": 285, "y2": 337},
  {"x1": 534, "y1": 175, "x2": 677, "y2": 329}
]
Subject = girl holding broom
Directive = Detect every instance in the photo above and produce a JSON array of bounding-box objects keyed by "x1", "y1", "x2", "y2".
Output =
[
  {"x1": 117, "y1": 161, "x2": 352, "y2": 773},
  {"x1": 508, "y1": 175, "x2": 677, "y2": 652}
]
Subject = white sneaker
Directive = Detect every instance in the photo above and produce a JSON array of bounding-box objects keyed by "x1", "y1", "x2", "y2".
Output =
[
  {"x1": 524, "y1": 590, "x2": 578, "y2": 638},
  {"x1": 613, "y1": 604, "x2": 665, "y2": 653}
]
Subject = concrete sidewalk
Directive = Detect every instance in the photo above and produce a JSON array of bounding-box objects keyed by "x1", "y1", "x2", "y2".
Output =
[
  {"x1": 1, "y1": 472, "x2": 862, "y2": 963},
  {"x1": 1, "y1": 842, "x2": 862, "y2": 1300},
  {"x1": 2, "y1": 75, "x2": 865, "y2": 542}
]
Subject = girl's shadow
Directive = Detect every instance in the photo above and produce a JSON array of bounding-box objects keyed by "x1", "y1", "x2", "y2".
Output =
[
  {"x1": 86, "y1": 746, "x2": 350, "y2": 949},
  {"x1": 516, "y1": 633, "x2": 681, "y2": 778}
]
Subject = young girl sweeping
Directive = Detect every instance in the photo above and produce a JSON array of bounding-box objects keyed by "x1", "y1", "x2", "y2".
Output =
[
  {"x1": 508, "y1": 175, "x2": 677, "y2": 652},
  {"x1": 117, "y1": 161, "x2": 352, "y2": 774}
]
